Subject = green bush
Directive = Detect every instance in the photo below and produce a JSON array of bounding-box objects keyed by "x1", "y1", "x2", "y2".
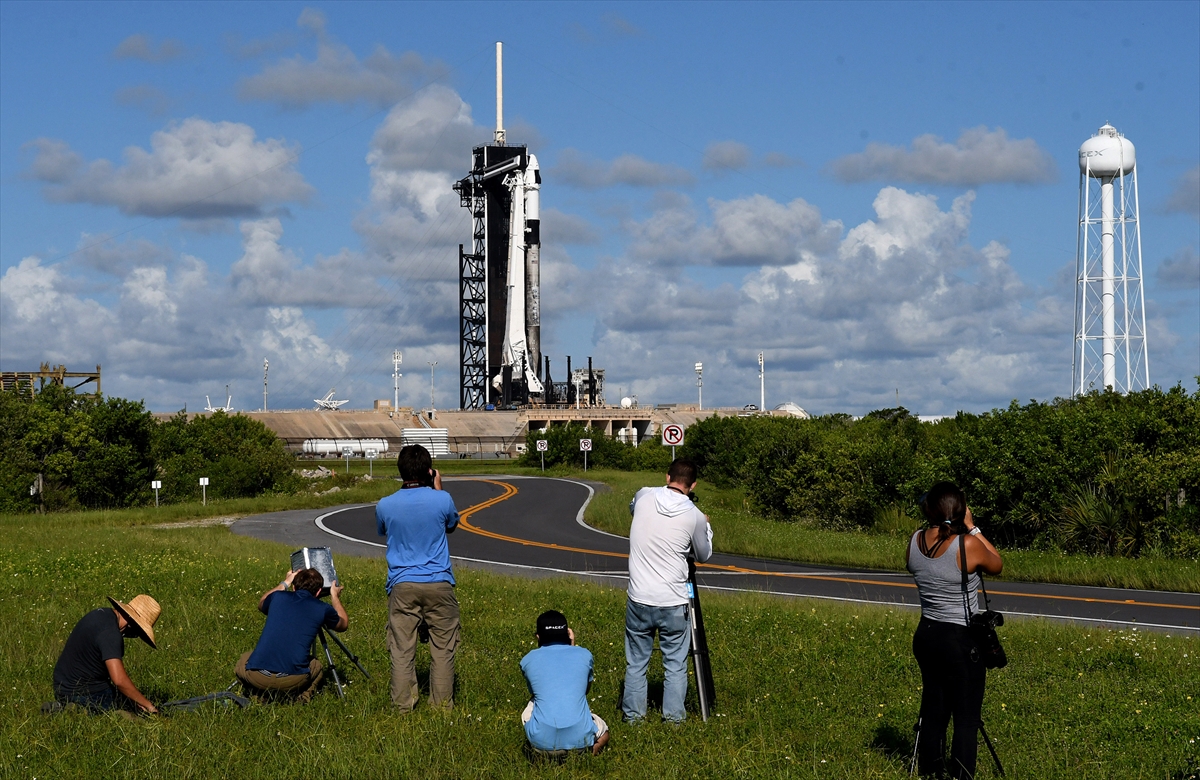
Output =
[
  {"x1": 152, "y1": 411, "x2": 300, "y2": 502},
  {"x1": 0, "y1": 386, "x2": 301, "y2": 512},
  {"x1": 0, "y1": 385, "x2": 155, "y2": 512},
  {"x1": 519, "y1": 423, "x2": 672, "y2": 472},
  {"x1": 683, "y1": 385, "x2": 1200, "y2": 558}
]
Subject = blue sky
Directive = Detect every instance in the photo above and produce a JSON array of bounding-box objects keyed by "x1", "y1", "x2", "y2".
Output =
[{"x1": 2, "y1": 1, "x2": 1197, "y2": 414}]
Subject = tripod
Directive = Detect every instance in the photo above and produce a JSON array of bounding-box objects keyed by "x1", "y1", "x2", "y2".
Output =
[
  {"x1": 686, "y1": 557, "x2": 716, "y2": 721},
  {"x1": 909, "y1": 716, "x2": 1005, "y2": 777},
  {"x1": 314, "y1": 628, "x2": 371, "y2": 699}
]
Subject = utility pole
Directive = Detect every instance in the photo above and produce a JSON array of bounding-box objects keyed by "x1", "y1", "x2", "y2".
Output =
[
  {"x1": 758, "y1": 351, "x2": 765, "y2": 411},
  {"x1": 392, "y1": 350, "x2": 403, "y2": 415},
  {"x1": 428, "y1": 361, "x2": 438, "y2": 415},
  {"x1": 695, "y1": 362, "x2": 703, "y2": 411},
  {"x1": 262, "y1": 359, "x2": 269, "y2": 412}
]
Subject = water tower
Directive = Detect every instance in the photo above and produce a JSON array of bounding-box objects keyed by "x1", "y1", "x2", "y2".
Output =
[{"x1": 1073, "y1": 123, "x2": 1149, "y2": 395}]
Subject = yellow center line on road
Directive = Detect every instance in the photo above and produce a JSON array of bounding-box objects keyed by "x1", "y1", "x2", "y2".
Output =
[{"x1": 454, "y1": 479, "x2": 1200, "y2": 613}]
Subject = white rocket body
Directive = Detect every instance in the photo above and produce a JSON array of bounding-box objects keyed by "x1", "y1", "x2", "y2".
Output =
[{"x1": 495, "y1": 157, "x2": 543, "y2": 395}]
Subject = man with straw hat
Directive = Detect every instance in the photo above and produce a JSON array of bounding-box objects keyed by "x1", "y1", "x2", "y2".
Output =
[{"x1": 52, "y1": 594, "x2": 162, "y2": 714}]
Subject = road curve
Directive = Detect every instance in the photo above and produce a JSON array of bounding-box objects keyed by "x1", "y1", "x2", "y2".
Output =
[{"x1": 236, "y1": 475, "x2": 1200, "y2": 634}]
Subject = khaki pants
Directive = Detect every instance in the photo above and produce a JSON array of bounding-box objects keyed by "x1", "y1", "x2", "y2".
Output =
[
  {"x1": 235, "y1": 651, "x2": 324, "y2": 703},
  {"x1": 387, "y1": 581, "x2": 460, "y2": 712}
]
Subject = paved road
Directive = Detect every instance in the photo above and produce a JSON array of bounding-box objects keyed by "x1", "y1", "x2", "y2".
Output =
[{"x1": 233, "y1": 475, "x2": 1199, "y2": 634}]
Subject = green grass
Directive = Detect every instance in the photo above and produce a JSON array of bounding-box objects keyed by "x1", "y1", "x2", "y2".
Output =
[
  {"x1": 582, "y1": 471, "x2": 1200, "y2": 593},
  {"x1": 1, "y1": 507, "x2": 1196, "y2": 778}
]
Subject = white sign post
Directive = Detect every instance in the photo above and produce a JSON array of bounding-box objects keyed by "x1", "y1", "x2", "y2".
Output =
[
  {"x1": 341, "y1": 446, "x2": 354, "y2": 476},
  {"x1": 536, "y1": 439, "x2": 548, "y2": 471},
  {"x1": 661, "y1": 423, "x2": 685, "y2": 460},
  {"x1": 151, "y1": 480, "x2": 162, "y2": 507},
  {"x1": 579, "y1": 438, "x2": 592, "y2": 471},
  {"x1": 199, "y1": 477, "x2": 209, "y2": 506},
  {"x1": 365, "y1": 448, "x2": 378, "y2": 477}
]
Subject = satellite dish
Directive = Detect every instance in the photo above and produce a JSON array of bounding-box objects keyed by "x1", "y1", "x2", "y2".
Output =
[{"x1": 621, "y1": 397, "x2": 633, "y2": 409}]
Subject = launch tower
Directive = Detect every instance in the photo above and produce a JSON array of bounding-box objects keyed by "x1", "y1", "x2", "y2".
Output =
[{"x1": 454, "y1": 42, "x2": 543, "y2": 409}]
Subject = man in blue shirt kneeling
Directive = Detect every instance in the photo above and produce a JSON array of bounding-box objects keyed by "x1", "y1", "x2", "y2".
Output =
[
  {"x1": 520, "y1": 610, "x2": 610, "y2": 756},
  {"x1": 236, "y1": 567, "x2": 348, "y2": 702}
]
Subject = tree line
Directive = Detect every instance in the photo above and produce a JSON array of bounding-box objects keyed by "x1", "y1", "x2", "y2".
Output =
[
  {"x1": 0, "y1": 385, "x2": 298, "y2": 513},
  {"x1": 680, "y1": 385, "x2": 1200, "y2": 559}
]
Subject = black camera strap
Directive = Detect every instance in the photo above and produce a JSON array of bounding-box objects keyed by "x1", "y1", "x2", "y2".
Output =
[{"x1": 960, "y1": 535, "x2": 995, "y2": 621}]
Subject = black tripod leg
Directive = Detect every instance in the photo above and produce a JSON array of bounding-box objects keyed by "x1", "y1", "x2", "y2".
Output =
[
  {"x1": 979, "y1": 721, "x2": 1005, "y2": 777},
  {"x1": 327, "y1": 631, "x2": 371, "y2": 679},
  {"x1": 317, "y1": 629, "x2": 344, "y2": 699},
  {"x1": 909, "y1": 716, "x2": 921, "y2": 777}
]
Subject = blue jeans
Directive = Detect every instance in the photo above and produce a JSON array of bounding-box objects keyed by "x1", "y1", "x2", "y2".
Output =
[
  {"x1": 56, "y1": 686, "x2": 122, "y2": 712},
  {"x1": 622, "y1": 599, "x2": 691, "y2": 723}
]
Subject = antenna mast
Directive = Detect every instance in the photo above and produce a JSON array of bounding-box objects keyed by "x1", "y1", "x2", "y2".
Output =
[
  {"x1": 392, "y1": 350, "x2": 403, "y2": 413},
  {"x1": 494, "y1": 42, "x2": 505, "y2": 145},
  {"x1": 758, "y1": 352, "x2": 765, "y2": 411},
  {"x1": 262, "y1": 359, "x2": 268, "y2": 412}
]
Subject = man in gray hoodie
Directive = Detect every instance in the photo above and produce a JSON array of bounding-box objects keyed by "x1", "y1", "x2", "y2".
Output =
[{"x1": 621, "y1": 458, "x2": 713, "y2": 723}]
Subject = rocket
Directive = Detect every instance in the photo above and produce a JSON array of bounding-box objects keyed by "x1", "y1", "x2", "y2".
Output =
[
  {"x1": 497, "y1": 155, "x2": 543, "y2": 395},
  {"x1": 458, "y1": 42, "x2": 547, "y2": 407}
]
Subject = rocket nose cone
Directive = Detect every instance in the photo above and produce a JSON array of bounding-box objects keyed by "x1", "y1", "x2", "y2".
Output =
[{"x1": 526, "y1": 153, "x2": 538, "y2": 170}]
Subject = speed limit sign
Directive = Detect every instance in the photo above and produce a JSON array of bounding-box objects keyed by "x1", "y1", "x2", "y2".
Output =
[
  {"x1": 579, "y1": 439, "x2": 592, "y2": 451},
  {"x1": 661, "y1": 424, "x2": 685, "y2": 446},
  {"x1": 536, "y1": 440, "x2": 549, "y2": 452}
]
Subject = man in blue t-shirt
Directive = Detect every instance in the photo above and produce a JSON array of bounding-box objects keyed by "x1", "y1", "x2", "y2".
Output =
[
  {"x1": 520, "y1": 610, "x2": 610, "y2": 755},
  {"x1": 235, "y1": 567, "x2": 347, "y2": 702},
  {"x1": 375, "y1": 444, "x2": 460, "y2": 712}
]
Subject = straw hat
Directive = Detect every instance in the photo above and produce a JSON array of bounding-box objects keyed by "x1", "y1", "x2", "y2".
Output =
[{"x1": 108, "y1": 595, "x2": 161, "y2": 649}]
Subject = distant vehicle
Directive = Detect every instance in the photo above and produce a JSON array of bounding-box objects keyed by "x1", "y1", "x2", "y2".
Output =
[
  {"x1": 742, "y1": 404, "x2": 759, "y2": 411},
  {"x1": 314, "y1": 389, "x2": 349, "y2": 411}
]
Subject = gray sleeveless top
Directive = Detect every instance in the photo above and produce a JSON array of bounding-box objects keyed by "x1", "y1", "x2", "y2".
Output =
[{"x1": 907, "y1": 531, "x2": 979, "y2": 626}]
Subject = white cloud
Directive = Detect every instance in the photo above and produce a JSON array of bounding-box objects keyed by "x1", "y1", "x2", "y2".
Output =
[
  {"x1": 629, "y1": 194, "x2": 842, "y2": 267},
  {"x1": 1164, "y1": 165, "x2": 1200, "y2": 221},
  {"x1": 584, "y1": 186, "x2": 1067, "y2": 413},
  {"x1": 542, "y1": 208, "x2": 600, "y2": 245},
  {"x1": 231, "y1": 217, "x2": 385, "y2": 308},
  {"x1": 1157, "y1": 246, "x2": 1199, "y2": 290},
  {"x1": 762, "y1": 151, "x2": 803, "y2": 169},
  {"x1": 237, "y1": 8, "x2": 446, "y2": 109},
  {"x1": 551, "y1": 148, "x2": 694, "y2": 189},
  {"x1": 0, "y1": 244, "x2": 353, "y2": 409},
  {"x1": 703, "y1": 141, "x2": 751, "y2": 171},
  {"x1": 25, "y1": 118, "x2": 312, "y2": 219},
  {"x1": 113, "y1": 34, "x2": 184, "y2": 63},
  {"x1": 115, "y1": 84, "x2": 170, "y2": 116},
  {"x1": 828, "y1": 126, "x2": 1056, "y2": 186}
]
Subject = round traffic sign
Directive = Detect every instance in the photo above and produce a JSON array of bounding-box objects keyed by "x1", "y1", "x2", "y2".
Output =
[
  {"x1": 579, "y1": 439, "x2": 593, "y2": 451},
  {"x1": 661, "y1": 424, "x2": 685, "y2": 446},
  {"x1": 536, "y1": 439, "x2": 549, "y2": 452}
]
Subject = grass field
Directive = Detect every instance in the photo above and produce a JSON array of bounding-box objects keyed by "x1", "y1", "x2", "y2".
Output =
[
  {"x1": 581, "y1": 471, "x2": 1200, "y2": 593},
  {"x1": 0, "y1": 501, "x2": 1196, "y2": 779}
]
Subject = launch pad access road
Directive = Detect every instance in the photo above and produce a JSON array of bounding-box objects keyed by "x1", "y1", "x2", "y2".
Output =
[{"x1": 231, "y1": 476, "x2": 1200, "y2": 635}]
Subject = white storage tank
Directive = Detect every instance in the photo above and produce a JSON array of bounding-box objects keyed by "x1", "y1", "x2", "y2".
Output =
[{"x1": 301, "y1": 439, "x2": 390, "y2": 456}]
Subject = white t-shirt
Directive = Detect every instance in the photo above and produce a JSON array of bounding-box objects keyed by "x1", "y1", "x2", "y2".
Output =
[{"x1": 627, "y1": 486, "x2": 713, "y2": 607}]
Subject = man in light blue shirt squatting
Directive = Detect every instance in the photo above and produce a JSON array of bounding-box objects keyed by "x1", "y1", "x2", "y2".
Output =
[
  {"x1": 376, "y1": 444, "x2": 460, "y2": 712},
  {"x1": 520, "y1": 610, "x2": 610, "y2": 755}
]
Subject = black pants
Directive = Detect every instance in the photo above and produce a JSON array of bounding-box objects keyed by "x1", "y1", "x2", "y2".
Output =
[{"x1": 913, "y1": 617, "x2": 987, "y2": 779}]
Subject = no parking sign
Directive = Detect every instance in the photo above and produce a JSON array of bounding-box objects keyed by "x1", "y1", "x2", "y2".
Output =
[
  {"x1": 662, "y1": 423, "x2": 685, "y2": 458},
  {"x1": 536, "y1": 440, "x2": 549, "y2": 452},
  {"x1": 580, "y1": 438, "x2": 592, "y2": 472}
]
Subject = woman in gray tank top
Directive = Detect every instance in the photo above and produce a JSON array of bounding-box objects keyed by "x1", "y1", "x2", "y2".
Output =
[{"x1": 905, "y1": 482, "x2": 1003, "y2": 779}]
